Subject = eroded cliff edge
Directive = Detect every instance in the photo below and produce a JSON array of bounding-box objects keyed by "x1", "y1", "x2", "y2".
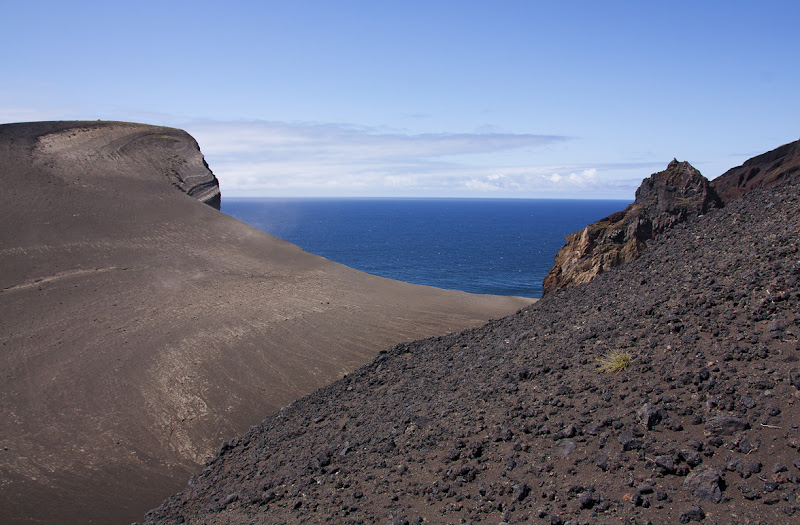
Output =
[{"x1": 25, "y1": 120, "x2": 222, "y2": 208}]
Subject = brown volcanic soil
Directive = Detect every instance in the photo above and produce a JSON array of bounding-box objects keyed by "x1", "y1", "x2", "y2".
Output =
[
  {"x1": 144, "y1": 176, "x2": 800, "y2": 524},
  {"x1": 712, "y1": 139, "x2": 800, "y2": 203},
  {"x1": 0, "y1": 121, "x2": 532, "y2": 525}
]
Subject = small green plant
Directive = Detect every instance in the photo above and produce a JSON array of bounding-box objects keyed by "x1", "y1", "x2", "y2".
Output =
[{"x1": 596, "y1": 350, "x2": 633, "y2": 373}]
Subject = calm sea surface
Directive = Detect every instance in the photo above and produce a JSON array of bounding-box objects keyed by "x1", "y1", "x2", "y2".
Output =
[{"x1": 221, "y1": 198, "x2": 628, "y2": 298}]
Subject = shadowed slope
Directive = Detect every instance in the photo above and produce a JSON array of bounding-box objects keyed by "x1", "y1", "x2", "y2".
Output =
[
  {"x1": 0, "y1": 121, "x2": 532, "y2": 524},
  {"x1": 712, "y1": 138, "x2": 800, "y2": 203}
]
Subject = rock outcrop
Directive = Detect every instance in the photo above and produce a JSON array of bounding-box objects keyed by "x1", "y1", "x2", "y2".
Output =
[
  {"x1": 543, "y1": 139, "x2": 800, "y2": 296},
  {"x1": 0, "y1": 121, "x2": 531, "y2": 525},
  {"x1": 542, "y1": 160, "x2": 722, "y2": 295},
  {"x1": 134, "y1": 127, "x2": 222, "y2": 209},
  {"x1": 712, "y1": 138, "x2": 800, "y2": 203}
]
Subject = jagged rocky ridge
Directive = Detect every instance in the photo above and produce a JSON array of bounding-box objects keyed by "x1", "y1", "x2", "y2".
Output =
[
  {"x1": 542, "y1": 139, "x2": 800, "y2": 296},
  {"x1": 713, "y1": 139, "x2": 800, "y2": 204},
  {"x1": 542, "y1": 159, "x2": 723, "y2": 295},
  {"x1": 144, "y1": 174, "x2": 800, "y2": 523}
]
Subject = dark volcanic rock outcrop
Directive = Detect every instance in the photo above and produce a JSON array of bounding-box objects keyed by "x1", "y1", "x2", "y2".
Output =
[
  {"x1": 143, "y1": 166, "x2": 800, "y2": 524},
  {"x1": 712, "y1": 138, "x2": 800, "y2": 203},
  {"x1": 542, "y1": 159, "x2": 722, "y2": 294},
  {"x1": 0, "y1": 121, "x2": 531, "y2": 525},
  {"x1": 544, "y1": 139, "x2": 800, "y2": 296}
]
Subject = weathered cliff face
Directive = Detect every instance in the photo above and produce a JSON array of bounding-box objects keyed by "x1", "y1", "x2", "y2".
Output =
[
  {"x1": 30, "y1": 120, "x2": 222, "y2": 208},
  {"x1": 712, "y1": 138, "x2": 800, "y2": 203},
  {"x1": 123, "y1": 126, "x2": 223, "y2": 209},
  {"x1": 542, "y1": 160, "x2": 722, "y2": 295}
]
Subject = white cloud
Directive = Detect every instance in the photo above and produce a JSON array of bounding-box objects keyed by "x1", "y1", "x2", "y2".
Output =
[
  {"x1": 464, "y1": 173, "x2": 522, "y2": 192},
  {"x1": 568, "y1": 168, "x2": 597, "y2": 184},
  {"x1": 189, "y1": 120, "x2": 560, "y2": 161},
  {"x1": 383, "y1": 174, "x2": 421, "y2": 188},
  {"x1": 183, "y1": 120, "x2": 575, "y2": 197}
]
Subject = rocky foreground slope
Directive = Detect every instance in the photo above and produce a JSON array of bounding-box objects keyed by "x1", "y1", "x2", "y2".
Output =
[
  {"x1": 145, "y1": 173, "x2": 799, "y2": 524},
  {"x1": 0, "y1": 121, "x2": 531, "y2": 525}
]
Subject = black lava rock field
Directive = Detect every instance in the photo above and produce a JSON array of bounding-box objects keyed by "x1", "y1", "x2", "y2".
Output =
[{"x1": 144, "y1": 176, "x2": 800, "y2": 524}]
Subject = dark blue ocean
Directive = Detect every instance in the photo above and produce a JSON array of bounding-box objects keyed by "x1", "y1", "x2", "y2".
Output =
[{"x1": 221, "y1": 199, "x2": 628, "y2": 298}]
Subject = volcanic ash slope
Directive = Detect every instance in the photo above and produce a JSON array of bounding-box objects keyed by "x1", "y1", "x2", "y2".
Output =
[
  {"x1": 145, "y1": 176, "x2": 799, "y2": 523},
  {"x1": 0, "y1": 121, "x2": 532, "y2": 525}
]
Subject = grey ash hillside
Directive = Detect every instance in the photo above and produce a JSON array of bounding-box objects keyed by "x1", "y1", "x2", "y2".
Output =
[{"x1": 0, "y1": 121, "x2": 529, "y2": 525}]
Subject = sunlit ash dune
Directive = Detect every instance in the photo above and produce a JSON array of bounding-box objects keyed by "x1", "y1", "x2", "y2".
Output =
[
  {"x1": 144, "y1": 143, "x2": 799, "y2": 524},
  {"x1": 0, "y1": 121, "x2": 532, "y2": 524}
]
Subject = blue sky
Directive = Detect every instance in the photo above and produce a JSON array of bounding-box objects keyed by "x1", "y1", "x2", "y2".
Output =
[{"x1": 2, "y1": 1, "x2": 798, "y2": 199}]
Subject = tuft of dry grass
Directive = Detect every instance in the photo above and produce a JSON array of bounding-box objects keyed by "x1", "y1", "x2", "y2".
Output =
[{"x1": 596, "y1": 350, "x2": 633, "y2": 373}]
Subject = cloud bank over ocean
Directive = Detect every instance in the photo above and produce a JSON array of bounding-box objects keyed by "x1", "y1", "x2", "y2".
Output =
[{"x1": 189, "y1": 120, "x2": 644, "y2": 199}]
